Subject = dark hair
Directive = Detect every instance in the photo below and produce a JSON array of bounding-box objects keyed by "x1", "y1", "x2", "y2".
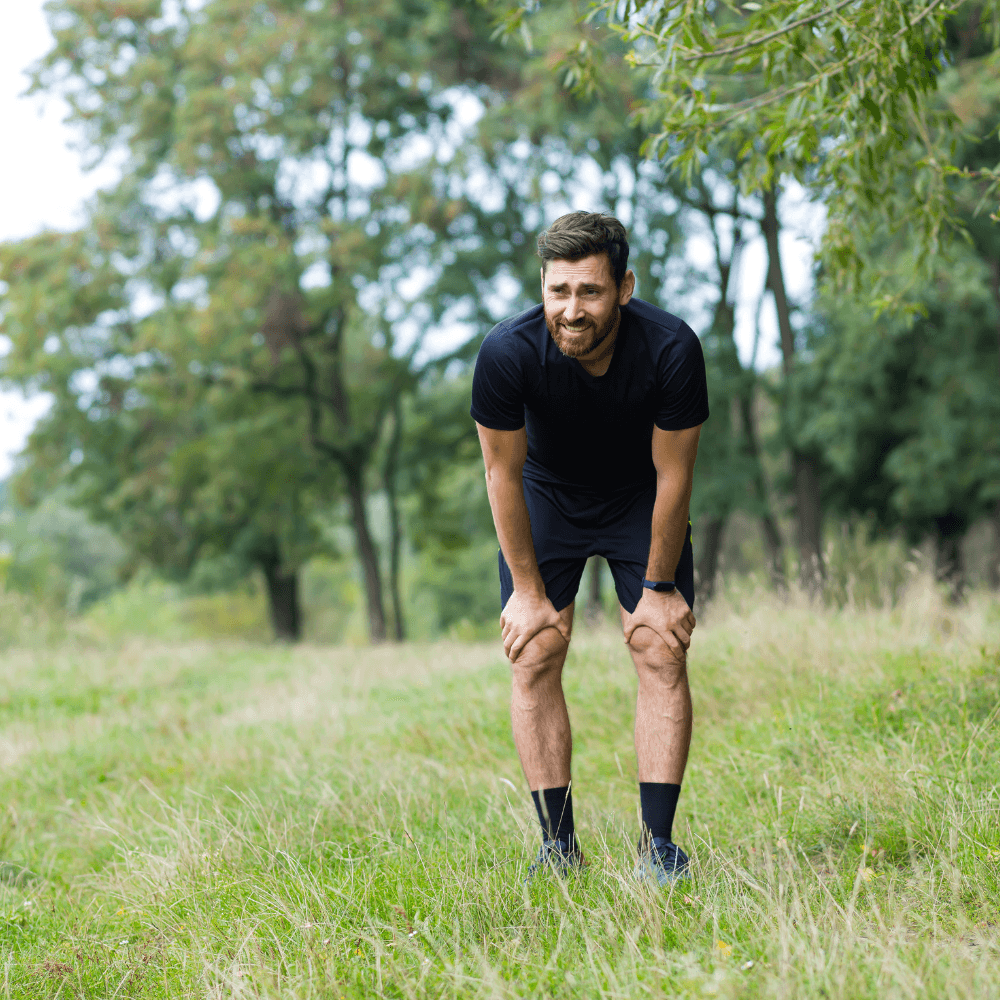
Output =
[{"x1": 537, "y1": 211, "x2": 630, "y2": 286}]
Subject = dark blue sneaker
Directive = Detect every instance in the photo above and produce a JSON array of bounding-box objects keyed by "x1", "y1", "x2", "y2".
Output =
[
  {"x1": 634, "y1": 837, "x2": 690, "y2": 885},
  {"x1": 525, "y1": 837, "x2": 585, "y2": 881}
]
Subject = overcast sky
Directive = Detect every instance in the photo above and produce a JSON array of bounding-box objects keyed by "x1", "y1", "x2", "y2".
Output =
[{"x1": 0, "y1": 1, "x2": 824, "y2": 480}]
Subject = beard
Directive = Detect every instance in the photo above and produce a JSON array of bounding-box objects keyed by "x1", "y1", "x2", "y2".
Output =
[{"x1": 545, "y1": 307, "x2": 619, "y2": 359}]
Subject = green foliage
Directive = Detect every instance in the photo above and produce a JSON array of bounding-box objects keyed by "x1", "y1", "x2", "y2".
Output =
[
  {"x1": 0, "y1": 486, "x2": 127, "y2": 612},
  {"x1": 544, "y1": 0, "x2": 1000, "y2": 289},
  {"x1": 416, "y1": 536, "x2": 500, "y2": 633},
  {"x1": 78, "y1": 576, "x2": 270, "y2": 642},
  {"x1": 75, "y1": 564, "x2": 364, "y2": 644},
  {"x1": 5, "y1": 0, "x2": 1000, "y2": 636},
  {"x1": 799, "y1": 241, "x2": 1000, "y2": 542},
  {"x1": 0, "y1": 0, "x2": 530, "y2": 642}
]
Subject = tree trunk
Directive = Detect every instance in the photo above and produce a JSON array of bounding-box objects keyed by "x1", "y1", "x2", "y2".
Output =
[
  {"x1": 990, "y1": 500, "x2": 1000, "y2": 591},
  {"x1": 793, "y1": 457, "x2": 825, "y2": 594},
  {"x1": 697, "y1": 515, "x2": 727, "y2": 602},
  {"x1": 987, "y1": 261, "x2": 1000, "y2": 590},
  {"x1": 259, "y1": 554, "x2": 302, "y2": 642},
  {"x1": 585, "y1": 556, "x2": 604, "y2": 624},
  {"x1": 934, "y1": 513, "x2": 966, "y2": 603},
  {"x1": 700, "y1": 186, "x2": 786, "y2": 593},
  {"x1": 762, "y1": 183, "x2": 825, "y2": 593},
  {"x1": 988, "y1": 257, "x2": 1000, "y2": 384},
  {"x1": 759, "y1": 511, "x2": 786, "y2": 590},
  {"x1": 737, "y1": 385, "x2": 786, "y2": 590},
  {"x1": 345, "y1": 470, "x2": 387, "y2": 643},
  {"x1": 383, "y1": 400, "x2": 406, "y2": 642}
]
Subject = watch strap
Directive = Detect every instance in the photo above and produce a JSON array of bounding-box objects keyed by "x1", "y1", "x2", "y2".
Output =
[{"x1": 642, "y1": 578, "x2": 676, "y2": 593}]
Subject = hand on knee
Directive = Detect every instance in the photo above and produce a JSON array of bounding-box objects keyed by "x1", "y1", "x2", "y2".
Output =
[{"x1": 622, "y1": 590, "x2": 695, "y2": 659}]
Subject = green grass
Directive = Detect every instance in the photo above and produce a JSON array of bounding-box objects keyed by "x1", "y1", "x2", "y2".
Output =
[{"x1": 2, "y1": 579, "x2": 1000, "y2": 998}]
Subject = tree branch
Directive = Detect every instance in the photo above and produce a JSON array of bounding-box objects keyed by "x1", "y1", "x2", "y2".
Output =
[
  {"x1": 679, "y1": 0, "x2": 856, "y2": 63},
  {"x1": 250, "y1": 380, "x2": 336, "y2": 408},
  {"x1": 643, "y1": 0, "x2": 958, "y2": 132},
  {"x1": 705, "y1": 0, "x2": 953, "y2": 130},
  {"x1": 308, "y1": 432, "x2": 351, "y2": 467}
]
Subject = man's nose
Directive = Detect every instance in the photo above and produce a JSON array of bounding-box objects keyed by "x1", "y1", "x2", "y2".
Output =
[{"x1": 563, "y1": 295, "x2": 583, "y2": 321}]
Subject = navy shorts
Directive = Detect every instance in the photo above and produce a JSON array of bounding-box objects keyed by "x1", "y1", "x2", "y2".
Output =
[{"x1": 499, "y1": 477, "x2": 694, "y2": 615}]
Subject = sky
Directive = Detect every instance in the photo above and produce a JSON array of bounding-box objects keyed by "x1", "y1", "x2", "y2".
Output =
[{"x1": 0, "y1": 0, "x2": 824, "y2": 480}]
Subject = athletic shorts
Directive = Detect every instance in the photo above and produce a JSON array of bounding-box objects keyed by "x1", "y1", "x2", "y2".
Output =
[{"x1": 498, "y1": 476, "x2": 695, "y2": 616}]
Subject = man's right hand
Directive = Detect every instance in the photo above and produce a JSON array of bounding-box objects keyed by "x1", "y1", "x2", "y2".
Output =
[{"x1": 500, "y1": 588, "x2": 570, "y2": 662}]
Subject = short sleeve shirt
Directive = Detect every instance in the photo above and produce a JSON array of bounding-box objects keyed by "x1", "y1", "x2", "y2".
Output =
[{"x1": 470, "y1": 298, "x2": 709, "y2": 492}]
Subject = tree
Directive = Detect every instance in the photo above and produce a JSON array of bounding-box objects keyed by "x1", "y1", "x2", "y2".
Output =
[
  {"x1": 791, "y1": 29, "x2": 1000, "y2": 598},
  {"x1": 0, "y1": 481, "x2": 127, "y2": 613},
  {"x1": 798, "y1": 243, "x2": 1000, "y2": 598},
  {"x1": 0, "y1": 226, "x2": 335, "y2": 639},
  {"x1": 3, "y1": 0, "x2": 516, "y2": 642},
  {"x1": 549, "y1": 0, "x2": 1000, "y2": 285},
  {"x1": 947, "y1": 39, "x2": 1000, "y2": 584},
  {"x1": 688, "y1": 174, "x2": 785, "y2": 596}
]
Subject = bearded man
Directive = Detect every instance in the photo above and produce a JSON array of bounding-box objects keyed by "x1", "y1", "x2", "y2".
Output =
[{"x1": 470, "y1": 211, "x2": 709, "y2": 883}]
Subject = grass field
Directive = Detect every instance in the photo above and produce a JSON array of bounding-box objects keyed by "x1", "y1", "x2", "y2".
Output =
[{"x1": 2, "y1": 579, "x2": 1000, "y2": 998}]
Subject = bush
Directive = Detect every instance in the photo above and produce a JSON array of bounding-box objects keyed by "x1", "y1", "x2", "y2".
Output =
[{"x1": 413, "y1": 539, "x2": 500, "y2": 634}]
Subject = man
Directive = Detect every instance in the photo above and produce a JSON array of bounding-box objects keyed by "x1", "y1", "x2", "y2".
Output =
[{"x1": 470, "y1": 211, "x2": 708, "y2": 884}]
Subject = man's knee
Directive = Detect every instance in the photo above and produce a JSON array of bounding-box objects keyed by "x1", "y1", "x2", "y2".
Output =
[
  {"x1": 627, "y1": 625, "x2": 686, "y2": 682},
  {"x1": 510, "y1": 625, "x2": 570, "y2": 685}
]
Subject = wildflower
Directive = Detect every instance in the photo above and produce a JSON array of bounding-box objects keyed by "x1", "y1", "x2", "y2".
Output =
[
  {"x1": 715, "y1": 940, "x2": 732, "y2": 956},
  {"x1": 115, "y1": 907, "x2": 125, "y2": 916},
  {"x1": 861, "y1": 867, "x2": 877, "y2": 882},
  {"x1": 741, "y1": 960, "x2": 754, "y2": 970}
]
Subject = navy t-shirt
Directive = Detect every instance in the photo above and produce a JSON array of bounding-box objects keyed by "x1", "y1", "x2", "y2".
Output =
[{"x1": 470, "y1": 298, "x2": 709, "y2": 493}]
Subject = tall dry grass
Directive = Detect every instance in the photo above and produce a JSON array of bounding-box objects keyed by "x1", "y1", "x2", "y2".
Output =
[{"x1": 1, "y1": 573, "x2": 998, "y2": 997}]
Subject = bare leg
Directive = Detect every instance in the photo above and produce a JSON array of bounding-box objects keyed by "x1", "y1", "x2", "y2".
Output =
[
  {"x1": 620, "y1": 608, "x2": 692, "y2": 784},
  {"x1": 509, "y1": 603, "x2": 575, "y2": 790}
]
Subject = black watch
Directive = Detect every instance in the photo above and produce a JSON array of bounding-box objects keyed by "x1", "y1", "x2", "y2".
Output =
[{"x1": 642, "y1": 578, "x2": 676, "y2": 593}]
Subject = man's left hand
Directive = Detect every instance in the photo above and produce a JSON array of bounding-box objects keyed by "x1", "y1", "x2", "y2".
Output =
[{"x1": 622, "y1": 588, "x2": 696, "y2": 658}]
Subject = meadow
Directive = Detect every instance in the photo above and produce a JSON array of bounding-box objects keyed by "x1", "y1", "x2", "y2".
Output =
[{"x1": 2, "y1": 578, "x2": 999, "y2": 999}]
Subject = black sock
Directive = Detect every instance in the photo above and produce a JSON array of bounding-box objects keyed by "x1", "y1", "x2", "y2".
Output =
[
  {"x1": 639, "y1": 782, "x2": 681, "y2": 843},
  {"x1": 531, "y1": 786, "x2": 575, "y2": 844}
]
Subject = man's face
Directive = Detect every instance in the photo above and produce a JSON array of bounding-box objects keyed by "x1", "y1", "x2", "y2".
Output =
[{"x1": 541, "y1": 255, "x2": 634, "y2": 359}]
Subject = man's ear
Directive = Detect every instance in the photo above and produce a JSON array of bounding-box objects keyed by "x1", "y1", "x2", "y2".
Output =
[
  {"x1": 619, "y1": 269, "x2": 636, "y2": 306},
  {"x1": 540, "y1": 265, "x2": 546, "y2": 293}
]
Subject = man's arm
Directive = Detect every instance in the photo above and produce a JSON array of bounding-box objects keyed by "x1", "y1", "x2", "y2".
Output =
[
  {"x1": 476, "y1": 422, "x2": 570, "y2": 661},
  {"x1": 623, "y1": 424, "x2": 702, "y2": 655}
]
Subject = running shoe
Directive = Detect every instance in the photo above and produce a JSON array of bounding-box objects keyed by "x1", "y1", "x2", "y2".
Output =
[
  {"x1": 634, "y1": 837, "x2": 690, "y2": 885},
  {"x1": 524, "y1": 837, "x2": 585, "y2": 881}
]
